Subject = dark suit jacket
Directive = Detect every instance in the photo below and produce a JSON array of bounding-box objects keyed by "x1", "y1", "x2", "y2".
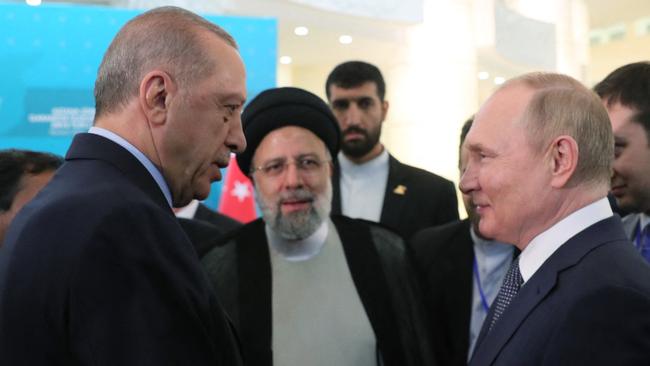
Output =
[
  {"x1": 469, "y1": 216, "x2": 650, "y2": 366},
  {"x1": 410, "y1": 219, "x2": 475, "y2": 366},
  {"x1": 194, "y1": 202, "x2": 242, "y2": 233},
  {"x1": 201, "y1": 215, "x2": 436, "y2": 366},
  {"x1": 0, "y1": 133, "x2": 242, "y2": 366},
  {"x1": 332, "y1": 153, "x2": 459, "y2": 240}
]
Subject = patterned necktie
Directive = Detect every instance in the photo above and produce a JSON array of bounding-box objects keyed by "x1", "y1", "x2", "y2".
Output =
[
  {"x1": 638, "y1": 223, "x2": 650, "y2": 263},
  {"x1": 488, "y1": 256, "x2": 524, "y2": 332}
]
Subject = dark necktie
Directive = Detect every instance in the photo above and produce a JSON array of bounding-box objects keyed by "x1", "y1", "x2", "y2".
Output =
[
  {"x1": 488, "y1": 256, "x2": 523, "y2": 332},
  {"x1": 638, "y1": 223, "x2": 650, "y2": 263}
]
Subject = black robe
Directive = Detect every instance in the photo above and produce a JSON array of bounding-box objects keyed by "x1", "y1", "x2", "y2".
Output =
[{"x1": 200, "y1": 215, "x2": 436, "y2": 366}]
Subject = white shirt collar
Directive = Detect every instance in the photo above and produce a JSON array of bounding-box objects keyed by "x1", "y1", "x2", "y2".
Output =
[
  {"x1": 266, "y1": 219, "x2": 329, "y2": 262},
  {"x1": 175, "y1": 199, "x2": 200, "y2": 219},
  {"x1": 88, "y1": 126, "x2": 172, "y2": 207},
  {"x1": 470, "y1": 226, "x2": 513, "y2": 253},
  {"x1": 338, "y1": 147, "x2": 389, "y2": 173},
  {"x1": 518, "y1": 197, "x2": 613, "y2": 282},
  {"x1": 640, "y1": 213, "x2": 650, "y2": 230}
]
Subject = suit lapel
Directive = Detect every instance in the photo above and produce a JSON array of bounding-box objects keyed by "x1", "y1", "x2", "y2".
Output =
[
  {"x1": 236, "y1": 219, "x2": 273, "y2": 366},
  {"x1": 447, "y1": 220, "x2": 475, "y2": 355},
  {"x1": 470, "y1": 216, "x2": 627, "y2": 365},
  {"x1": 380, "y1": 155, "x2": 408, "y2": 231}
]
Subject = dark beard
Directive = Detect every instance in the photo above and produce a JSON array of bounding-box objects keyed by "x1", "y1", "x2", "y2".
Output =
[{"x1": 341, "y1": 125, "x2": 381, "y2": 158}]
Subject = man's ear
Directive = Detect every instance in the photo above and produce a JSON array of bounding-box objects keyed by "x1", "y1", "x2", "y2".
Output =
[
  {"x1": 381, "y1": 100, "x2": 389, "y2": 121},
  {"x1": 549, "y1": 135, "x2": 579, "y2": 188},
  {"x1": 139, "y1": 70, "x2": 175, "y2": 126}
]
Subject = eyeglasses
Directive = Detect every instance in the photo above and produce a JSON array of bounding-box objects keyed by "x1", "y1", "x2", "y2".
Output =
[{"x1": 251, "y1": 157, "x2": 331, "y2": 178}]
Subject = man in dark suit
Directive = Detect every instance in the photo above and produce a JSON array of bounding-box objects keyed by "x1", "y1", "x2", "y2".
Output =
[
  {"x1": 175, "y1": 199, "x2": 242, "y2": 233},
  {"x1": 325, "y1": 61, "x2": 458, "y2": 239},
  {"x1": 594, "y1": 62, "x2": 650, "y2": 262},
  {"x1": 0, "y1": 7, "x2": 246, "y2": 365},
  {"x1": 175, "y1": 200, "x2": 242, "y2": 257},
  {"x1": 410, "y1": 117, "x2": 515, "y2": 366},
  {"x1": 461, "y1": 72, "x2": 650, "y2": 365},
  {"x1": 176, "y1": 200, "x2": 243, "y2": 258}
]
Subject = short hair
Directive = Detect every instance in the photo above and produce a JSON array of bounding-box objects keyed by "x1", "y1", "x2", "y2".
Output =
[
  {"x1": 594, "y1": 61, "x2": 650, "y2": 144},
  {"x1": 0, "y1": 149, "x2": 63, "y2": 211},
  {"x1": 504, "y1": 72, "x2": 614, "y2": 187},
  {"x1": 94, "y1": 6, "x2": 237, "y2": 118},
  {"x1": 460, "y1": 116, "x2": 474, "y2": 148},
  {"x1": 459, "y1": 116, "x2": 474, "y2": 168},
  {"x1": 325, "y1": 61, "x2": 386, "y2": 101}
]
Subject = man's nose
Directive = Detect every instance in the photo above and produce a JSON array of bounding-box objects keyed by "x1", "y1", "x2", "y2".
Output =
[
  {"x1": 282, "y1": 162, "x2": 303, "y2": 189},
  {"x1": 227, "y1": 114, "x2": 247, "y2": 154},
  {"x1": 343, "y1": 102, "x2": 362, "y2": 126},
  {"x1": 459, "y1": 164, "x2": 477, "y2": 195}
]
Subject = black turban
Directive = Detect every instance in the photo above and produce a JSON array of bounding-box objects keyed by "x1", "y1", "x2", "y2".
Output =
[{"x1": 237, "y1": 87, "x2": 341, "y2": 176}]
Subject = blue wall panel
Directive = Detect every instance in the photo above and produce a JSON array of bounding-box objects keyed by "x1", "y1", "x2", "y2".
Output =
[{"x1": 0, "y1": 3, "x2": 276, "y2": 208}]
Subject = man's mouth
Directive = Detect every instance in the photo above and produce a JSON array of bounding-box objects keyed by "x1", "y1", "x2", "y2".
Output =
[
  {"x1": 344, "y1": 128, "x2": 366, "y2": 141},
  {"x1": 610, "y1": 184, "x2": 626, "y2": 197},
  {"x1": 280, "y1": 198, "x2": 313, "y2": 213},
  {"x1": 474, "y1": 203, "x2": 489, "y2": 214}
]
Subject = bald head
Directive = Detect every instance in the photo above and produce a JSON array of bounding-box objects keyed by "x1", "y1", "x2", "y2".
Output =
[
  {"x1": 94, "y1": 6, "x2": 237, "y2": 118},
  {"x1": 502, "y1": 73, "x2": 613, "y2": 189}
]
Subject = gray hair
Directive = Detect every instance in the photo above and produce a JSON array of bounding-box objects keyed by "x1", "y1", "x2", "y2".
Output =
[
  {"x1": 94, "y1": 6, "x2": 237, "y2": 118},
  {"x1": 503, "y1": 72, "x2": 613, "y2": 188}
]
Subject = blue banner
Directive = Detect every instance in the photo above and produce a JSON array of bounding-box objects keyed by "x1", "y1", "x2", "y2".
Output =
[{"x1": 0, "y1": 3, "x2": 276, "y2": 208}]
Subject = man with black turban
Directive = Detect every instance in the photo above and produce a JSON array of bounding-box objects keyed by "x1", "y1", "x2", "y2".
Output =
[{"x1": 199, "y1": 87, "x2": 435, "y2": 366}]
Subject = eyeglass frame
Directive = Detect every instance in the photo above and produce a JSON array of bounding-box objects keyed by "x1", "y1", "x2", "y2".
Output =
[{"x1": 250, "y1": 155, "x2": 332, "y2": 178}]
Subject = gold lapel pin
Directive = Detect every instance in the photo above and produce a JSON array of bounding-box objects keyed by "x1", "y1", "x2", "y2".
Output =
[{"x1": 393, "y1": 184, "x2": 407, "y2": 195}]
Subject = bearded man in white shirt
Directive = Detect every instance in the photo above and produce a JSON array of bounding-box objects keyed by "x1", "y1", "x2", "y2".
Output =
[{"x1": 462, "y1": 72, "x2": 650, "y2": 366}]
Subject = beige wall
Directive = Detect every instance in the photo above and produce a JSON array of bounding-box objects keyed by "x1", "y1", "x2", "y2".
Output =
[{"x1": 588, "y1": 25, "x2": 650, "y2": 86}]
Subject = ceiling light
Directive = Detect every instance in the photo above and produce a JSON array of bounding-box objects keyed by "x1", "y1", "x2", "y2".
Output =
[
  {"x1": 339, "y1": 35, "x2": 353, "y2": 44},
  {"x1": 279, "y1": 56, "x2": 292, "y2": 65},
  {"x1": 478, "y1": 71, "x2": 489, "y2": 80},
  {"x1": 294, "y1": 26, "x2": 309, "y2": 36},
  {"x1": 494, "y1": 76, "x2": 506, "y2": 85},
  {"x1": 26, "y1": 0, "x2": 42, "y2": 6}
]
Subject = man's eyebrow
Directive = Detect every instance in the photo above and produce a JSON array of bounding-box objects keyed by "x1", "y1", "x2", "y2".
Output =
[{"x1": 332, "y1": 96, "x2": 374, "y2": 102}]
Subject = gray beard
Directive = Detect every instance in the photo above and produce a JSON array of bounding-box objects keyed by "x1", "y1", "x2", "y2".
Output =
[{"x1": 256, "y1": 182, "x2": 332, "y2": 240}]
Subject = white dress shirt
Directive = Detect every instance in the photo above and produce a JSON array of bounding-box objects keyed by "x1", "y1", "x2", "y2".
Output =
[
  {"x1": 338, "y1": 149, "x2": 389, "y2": 222},
  {"x1": 175, "y1": 199, "x2": 200, "y2": 219},
  {"x1": 519, "y1": 197, "x2": 613, "y2": 282},
  {"x1": 639, "y1": 213, "x2": 650, "y2": 231}
]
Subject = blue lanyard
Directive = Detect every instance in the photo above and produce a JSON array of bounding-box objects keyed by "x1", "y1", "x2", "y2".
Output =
[{"x1": 472, "y1": 256, "x2": 490, "y2": 313}]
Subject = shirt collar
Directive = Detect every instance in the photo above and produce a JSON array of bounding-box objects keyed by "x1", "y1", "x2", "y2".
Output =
[
  {"x1": 338, "y1": 147, "x2": 389, "y2": 174},
  {"x1": 519, "y1": 197, "x2": 613, "y2": 282},
  {"x1": 266, "y1": 219, "x2": 329, "y2": 261},
  {"x1": 471, "y1": 227, "x2": 513, "y2": 253},
  {"x1": 174, "y1": 199, "x2": 200, "y2": 219},
  {"x1": 639, "y1": 213, "x2": 650, "y2": 230},
  {"x1": 89, "y1": 126, "x2": 172, "y2": 207}
]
